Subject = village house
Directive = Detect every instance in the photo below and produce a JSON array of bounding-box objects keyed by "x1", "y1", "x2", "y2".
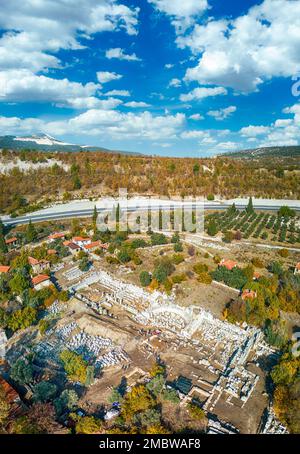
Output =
[
  {"x1": 294, "y1": 263, "x2": 300, "y2": 275},
  {"x1": 48, "y1": 232, "x2": 66, "y2": 242},
  {"x1": 219, "y1": 259, "x2": 238, "y2": 271},
  {"x1": 72, "y1": 236, "x2": 91, "y2": 247},
  {"x1": 253, "y1": 271, "x2": 261, "y2": 280},
  {"x1": 47, "y1": 249, "x2": 57, "y2": 256},
  {"x1": 32, "y1": 274, "x2": 52, "y2": 291},
  {"x1": 5, "y1": 237, "x2": 18, "y2": 249},
  {"x1": 28, "y1": 256, "x2": 50, "y2": 274},
  {"x1": 83, "y1": 241, "x2": 109, "y2": 252},
  {"x1": 241, "y1": 289, "x2": 257, "y2": 301},
  {"x1": 0, "y1": 265, "x2": 10, "y2": 274},
  {"x1": 66, "y1": 242, "x2": 81, "y2": 254}
]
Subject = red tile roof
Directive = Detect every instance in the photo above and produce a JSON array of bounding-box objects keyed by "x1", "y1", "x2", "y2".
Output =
[
  {"x1": 68, "y1": 242, "x2": 80, "y2": 250},
  {"x1": 48, "y1": 232, "x2": 65, "y2": 240},
  {"x1": 0, "y1": 265, "x2": 10, "y2": 273},
  {"x1": 253, "y1": 272, "x2": 261, "y2": 280},
  {"x1": 5, "y1": 237, "x2": 17, "y2": 244},
  {"x1": 28, "y1": 256, "x2": 39, "y2": 266},
  {"x1": 72, "y1": 236, "x2": 91, "y2": 242},
  {"x1": 28, "y1": 256, "x2": 49, "y2": 266},
  {"x1": 63, "y1": 240, "x2": 71, "y2": 246},
  {"x1": 242, "y1": 289, "x2": 257, "y2": 300},
  {"x1": 296, "y1": 263, "x2": 300, "y2": 270},
  {"x1": 47, "y1": 249, "x2": 57, "y2": 255},
  {"x1": 32, "y1": 274, "x2": 50, "y2": 286},
  {"x1": 220, "y1": 259, "x2": 238, "y2": 271}
]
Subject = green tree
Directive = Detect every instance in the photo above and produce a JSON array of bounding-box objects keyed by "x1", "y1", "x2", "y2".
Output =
[
  {"x1": 9, "y1": 272, "x2": 30, "y2": 295},
  {"x1": 73, "y1": 415, "x2": 102, "y2": 434},
  {"x1": 246, "y1": 197, "x2": 254, "y2": 215},
  {"x1": 33, "y1": 381, "x2": 57, "y2": 403},
  {"x1": 0, "y1": 221, "x2": 7, "y2": 253},
  {"x1": 54, "y1": 389, "x2": 79, "y2": 416},
  {"x1": 92, "y1": 205, "x2": 98, "y2": 232},
  {"x1": 25, "y1": 220, "x2": 37, "y2": 243},
  {"x1": 173, "y1": 242, "x2": 183, "y2": 252},
  {"x1": 79, "y1": 256, "x2": 90, "y2": 272},
  {"x1": 193, "y1": 163, "x2": 200, "y2": 175},
  {"x1": 207, "y1": 219, "x2": 218, "y2": 236},
  {"x1": 10, "y1": 359, "x2": 33, "y2": 385},
  {"x1": 60, "y1": 350, "x2": 88, "y2": 384},
  {"x1": 278, "y1": 206, "x2": 296, "y2": 218}
]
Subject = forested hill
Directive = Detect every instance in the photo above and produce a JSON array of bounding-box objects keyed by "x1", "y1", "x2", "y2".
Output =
[
  {"x1": 1, "y1": 148, "x2": 300, "y2": 216},
  {"x1": 220, "y1": 145, "x2": 300, "y2": 159}
]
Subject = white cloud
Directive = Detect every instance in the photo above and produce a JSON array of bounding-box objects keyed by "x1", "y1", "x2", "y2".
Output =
[
  {"x1": 0, "y1": 69, "x2": 103, "y2": 108},
  {"x1": 0, "y1": 110, "x2": 185, "y2": 141},
  {"x1": 105, "y1": 47, "x2": 141, "y2": 61},
  {"x1": 0, "y1": 1, "x2": 139, "y2": 72},
  {"x1": 180, "y1": 86, "x2": 227, "y2": 102},
  {"x1": 124, "y1": 101, "x2": 151, "y2": 108},
  {"x1": 216, "y1": 141, "x2": 238, "y2": 150},
  {"x1": 208, "y1": 105, "x2": 237, "y2": 121},
  {"x1": 189, "y1": 114, "x2": 204, "y2": 120},
  {"x1": 240, "y1": 125, "x2": 271, "y2": 137},
  {"x1": 239, "y1": 103, "x2": 300, "y2": 148},
  {"x1": 179, "y1": 0, "x2": 300, "y2": 92},
  {"x1": 96, "y1": 71, "x2": 122, "y2": 84},
  {"x1": 165, "y1": 64, "x2": 174, "y2": 69},
  {"x1": 168, "y1": 78, "x2": 182, "y2": 88},
  {"x1": 181, "y1": 130, "x2": 208, "y2": 139},
  {"x1": 148, "y1": 0, "x2": 209, "y2": 33},
  {"x1": 104, "y1": 90, "x2": 130, "y2": 97}
]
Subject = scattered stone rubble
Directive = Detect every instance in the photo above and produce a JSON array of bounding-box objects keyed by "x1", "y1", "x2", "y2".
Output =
[{"x1": 260, "y1": 406, "x2": 289, "y2": 434}]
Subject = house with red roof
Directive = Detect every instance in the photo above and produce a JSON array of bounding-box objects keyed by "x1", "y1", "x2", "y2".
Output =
[
  {"x1": 48, "y1": 232, "x2": 66, "y2": 242},
  {"x1": 83, "y1": 241, "x2": 109, "y2": 252},
  {"x1": 32, "y1": 274, "x2": 51, "y2": 290},
  {"x1": 28, "y1": 256, "x2": 50, "y2": 274},
  {"x1": 5, "y1": 237, "x2": 18, "y2": 249},
  {"x1": 0, "y1": 265, "x2": 10, "y2": 274},
  {"x1": 294, "y1": 263, "x2": 300, "y2": 275},
  {"x1": 72, "y1": 236, "x2": 91, "y2": 247},
  {"x1": 66, "y1": 242, "x2": 81, "y2": 254},
  {"x1": 47, "y1": 249, "x2": 57, "y2": 256},
  {"x1": 219, "y1": 259, "x2": 238, "y2": 271},
  {"x1": 242, "y1": 289, "x2": 257, "y2": 301}
]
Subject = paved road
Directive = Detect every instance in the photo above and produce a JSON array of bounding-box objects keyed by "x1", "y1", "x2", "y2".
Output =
[{"x1": 2, "y1": 201, "x2": 300, "y2": 226}]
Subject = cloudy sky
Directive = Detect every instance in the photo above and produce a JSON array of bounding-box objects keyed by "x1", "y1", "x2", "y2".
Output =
[{"x1": 0, "y1": 0, "x2": 300, "y2": 157}]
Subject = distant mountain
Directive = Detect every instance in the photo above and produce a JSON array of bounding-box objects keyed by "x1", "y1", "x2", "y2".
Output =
[
  {"x1": 0, "y1": 134, "x2": 140, "y2": 155},
  {"x1": 219, "y1": 145, "x2": 300, "y2": 159}
]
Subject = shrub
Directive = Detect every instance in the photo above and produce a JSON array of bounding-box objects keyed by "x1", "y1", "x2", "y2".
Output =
[
  {"x1": 251, "y1": 257, "x2": 264, "y2": 268},
  {"x1": 172, "y1": 254, "x2": 184, "y2": 265},
  {"x1": 172, "y1": 274, "x2": 186, "y2": 284},
  {"x1": 150, "y1": 233, "x2": 168, "y2": 246},
  {"x1": 197, "y1": 272, "x2": 212, "y2": 284},
  {"x1": 193, "y1": 263, "x2": 208, "y2": 274},
  {"x1": 278, "y1": 249, "x2": 289, "y2": 258},
  {"x1": 140, "y1": 271, "x2": 152, "y2": 287},
  {"x1": 173, "y1": 242, "x2": 183, "y2": 252}
]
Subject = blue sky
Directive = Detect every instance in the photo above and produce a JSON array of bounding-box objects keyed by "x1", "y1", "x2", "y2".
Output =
[{"x1": 0, "y1": 0, "x2": 300, "y2": 157}]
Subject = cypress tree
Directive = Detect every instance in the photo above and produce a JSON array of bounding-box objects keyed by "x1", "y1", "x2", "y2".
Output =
[{"x1": 246, "y1": 197, "x2": 254, "y2": 214}]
